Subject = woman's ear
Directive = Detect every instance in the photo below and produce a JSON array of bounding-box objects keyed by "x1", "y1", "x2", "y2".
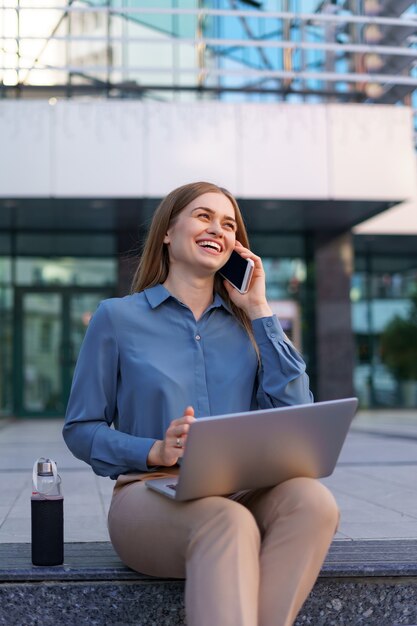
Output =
[{"x1": 163, "y1": 233, "x2": 170, "y2": 244}]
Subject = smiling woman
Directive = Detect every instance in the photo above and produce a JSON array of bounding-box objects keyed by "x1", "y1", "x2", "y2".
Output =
[
  {"x1": 131, "y1": 181, "x2": 248, "y2": 290},
  {"x1": 63, "y1": 181, "x2": 337, "y2": 626},
  {"x1": 162, "y1": 192, "x2": 238, "y2": 300},
  {"x1": 131, "y1": 181, "x2": 258, "y2": 340}
]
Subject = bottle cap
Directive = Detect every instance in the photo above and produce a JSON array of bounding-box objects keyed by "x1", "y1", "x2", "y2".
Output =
[{"x1": 37, "y1": 459, "x2": 54, "y2": 476}]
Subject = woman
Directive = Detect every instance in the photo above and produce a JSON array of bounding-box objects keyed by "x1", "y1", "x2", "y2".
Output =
[{"x1": 63, "y1": 181, "x2": 339, "y2": 626}]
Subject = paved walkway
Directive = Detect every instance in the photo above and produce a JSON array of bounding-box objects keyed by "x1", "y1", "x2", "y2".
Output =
[{"x1": 1, "y1": 410, "x2": 417, "y2": 543}]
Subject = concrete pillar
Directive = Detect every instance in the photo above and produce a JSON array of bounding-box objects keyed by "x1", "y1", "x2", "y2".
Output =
[{"x1": 314, "y1": 232, "x2": 355, "y2": 401}]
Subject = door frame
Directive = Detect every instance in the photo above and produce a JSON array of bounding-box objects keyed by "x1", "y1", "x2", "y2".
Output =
[{"x1": 13, "y1": 286, "x2": 113, "y2": 417}]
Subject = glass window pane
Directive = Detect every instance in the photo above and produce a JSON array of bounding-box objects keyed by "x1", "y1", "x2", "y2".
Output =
[
  {"x1": 264, "y1": 258, "x2": 306, "y2": 300},
  {"x1": 352, "y1": 256, "x2": 417, "y2": 409},
  {"x1": 0, "y1": 234, "x2": 12, "y2": 256},
  {"x1": 0, "y1": 287, "x2": 13, "y2": 415},
  {"x1": 0, "y1": 258, "x2": 12, "y2": 283},
  {"x1": 16, "y1": 234, "x2": 116, "y2": 257},
  {"x1": 16, "y1": 258, "x2": 117, "y2": 286},
  {"x1": 23, "y1": 293, "x2": 62, "y2": 413}
]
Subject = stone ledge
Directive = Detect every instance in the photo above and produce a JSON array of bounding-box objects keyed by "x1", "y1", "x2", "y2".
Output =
[
  {"x1": 2, "y1": 539, "x2": 417, "y2": 582},
  {"x1": 1, "y1": 578, "x2": 417, "y2": 625},
  {"x1": 2, "y1": 540, "x2": 417, "y2": 625}
]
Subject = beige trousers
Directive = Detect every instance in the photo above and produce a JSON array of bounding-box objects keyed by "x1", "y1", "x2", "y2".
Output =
[{"x1": 108, "y1": 469, "x2": 339, "y2": 626}]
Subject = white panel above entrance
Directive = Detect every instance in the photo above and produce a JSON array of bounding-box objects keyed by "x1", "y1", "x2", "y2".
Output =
[
  {"x1": 239, "y1": 104, "x2": 328, "y2": 199},
  {"x1": 0, "y1": 100, "x2": 415, "y2": 204}
]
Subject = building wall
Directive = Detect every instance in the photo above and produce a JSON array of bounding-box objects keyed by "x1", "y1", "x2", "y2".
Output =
[
  {"x1": 1, "y1": 99, "x2": 417, "y2": 412},
  {"x1": 1, "y1": 100, "x2": 415, "y2": 201}
]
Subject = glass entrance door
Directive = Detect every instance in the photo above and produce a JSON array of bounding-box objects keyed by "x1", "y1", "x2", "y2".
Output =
[{"x1": 14, "y1": 289, "x2": 112, "y2": 416}]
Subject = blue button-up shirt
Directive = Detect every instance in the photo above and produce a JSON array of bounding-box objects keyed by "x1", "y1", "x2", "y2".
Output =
[{"x1": 63, "y1": 284, "x2": 313, "y2": 478}]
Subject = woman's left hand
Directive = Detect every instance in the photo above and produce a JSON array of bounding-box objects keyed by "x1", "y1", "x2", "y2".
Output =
[{"x1": 223, "y1": 242, "x2": 273, "y2": 320}]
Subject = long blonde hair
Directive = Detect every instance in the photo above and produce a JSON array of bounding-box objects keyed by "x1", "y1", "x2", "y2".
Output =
[{"x1": 131, "y1": 181, "x2": 258, "y2": 357}]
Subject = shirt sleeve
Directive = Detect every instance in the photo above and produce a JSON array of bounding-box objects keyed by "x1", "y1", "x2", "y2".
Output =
[
  {"x1": 63, "y1": 302, "x2": 157, "y2": 478},
  {"x1": 252, "y1": 315, "x2": 313, "y2": 408}
]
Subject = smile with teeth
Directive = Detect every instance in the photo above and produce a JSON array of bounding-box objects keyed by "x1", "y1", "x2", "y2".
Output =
[{"x1": 197, "y1": 240, "x2": 222, "y2": 253}]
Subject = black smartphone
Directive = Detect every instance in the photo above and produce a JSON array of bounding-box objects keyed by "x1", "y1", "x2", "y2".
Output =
[{"x1": 218, "y1": 250, "x2": 255, "y2": 294}]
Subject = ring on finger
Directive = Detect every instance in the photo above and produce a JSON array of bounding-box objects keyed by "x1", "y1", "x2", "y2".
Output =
[{"x1": 176, "y1": 436, "x2": 183, "y2": 448}]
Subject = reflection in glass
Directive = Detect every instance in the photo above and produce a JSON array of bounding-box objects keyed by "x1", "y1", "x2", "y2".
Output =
[
  {"x1": 0, "y1": 258, "x2": 12, "y2": 283},
  {"x1": 264, "y1": 258, "x2": 306, "y2": 301},
  {"x1": 352, "y1": 263, "x2": 417, "y2": 408},
  {"x1": 17, "y1": 257, "x2": 117, "y2": 286},
  {"x1": 19, "y1": 290, "x2": 111, "y2": 415},
  {"x1": 23, "y1": 294, "x2": 62, "y2": 413},
  {"x1": 0, "y1": 287, "x2": 13, "y2": 414},
  {"x1": 351, "y1": 270, "x2": 417, "y2": 301}
]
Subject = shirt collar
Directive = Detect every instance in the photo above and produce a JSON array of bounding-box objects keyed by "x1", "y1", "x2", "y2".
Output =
[
  {"x1": 143, "y1": 284, "x2": 172, "y2": 309},
  {"x1": 213, "y1": 291, "x2": 233, "y2": 314},
  {"x1": 144, "y1": 284, "x2": 232, "y2": 314}
]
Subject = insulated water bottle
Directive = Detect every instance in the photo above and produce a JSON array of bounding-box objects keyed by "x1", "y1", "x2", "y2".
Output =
[{"x1": 31, "y1": 457, "x2": 64, "y2": 566}]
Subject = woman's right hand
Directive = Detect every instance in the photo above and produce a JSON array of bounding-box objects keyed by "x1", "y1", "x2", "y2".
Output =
[{"x1": 147, "y1": 406, "x2": 196, "y2": 467}]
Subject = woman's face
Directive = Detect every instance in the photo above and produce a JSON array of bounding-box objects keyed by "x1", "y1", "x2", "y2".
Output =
[{"x1": 163, "y1": 191, "x2": 237, "y2": 278}]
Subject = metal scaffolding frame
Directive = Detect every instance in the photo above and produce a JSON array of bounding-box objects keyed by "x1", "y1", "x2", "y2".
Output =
[{"x1": 1, "y1": 3, "x2": 417, "y2": 106}]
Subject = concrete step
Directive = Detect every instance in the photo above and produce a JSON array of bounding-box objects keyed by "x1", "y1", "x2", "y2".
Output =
[{"x1": 1, "y1": 540, "x2": 417, "y2": 625}]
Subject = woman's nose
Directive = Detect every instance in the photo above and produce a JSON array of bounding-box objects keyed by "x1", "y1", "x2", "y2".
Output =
[{"x1": 207, "y1": 221, "x2": 223, "y2": 236}]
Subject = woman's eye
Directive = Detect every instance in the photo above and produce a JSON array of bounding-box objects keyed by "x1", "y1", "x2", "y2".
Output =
[
  {"x1": 224, "y1": 223, "x2": 236, "y2": 231},
  {"x1": 198, "y1": 212, "x2": 210, "y2": 219}
]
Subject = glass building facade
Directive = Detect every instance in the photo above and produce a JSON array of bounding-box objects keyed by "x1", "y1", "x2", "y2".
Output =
[
  {"x1": 3, "y1": 1, "x2": 417, "y2": 107},
  {"x1": 0, "y1": 227, "x2": 118, "y2": 416},
  {"x1": 352, "y1": 235, "x2": 417, "y2": 409},
  {"x1": 0, "y1": 216, "x2": 311, "y2": 416},
  {"x1": 1, "y1": 1, "x2": 417, "y2": 415}
]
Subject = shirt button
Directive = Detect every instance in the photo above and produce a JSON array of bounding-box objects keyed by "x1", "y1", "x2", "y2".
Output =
[
  {"x1": 195, "y1": 334, "x2": 201, "y2": 341},
  {"x1": 266, "y1": 320, "x2": 273, "y2": 327},
  {"x1": 270, "y1": 333, "x2": 276, "y2": 339}
]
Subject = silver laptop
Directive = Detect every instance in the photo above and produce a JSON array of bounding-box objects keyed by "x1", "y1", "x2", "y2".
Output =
[{"x1": 146, "y1": 397, "x2": 358, "y2": 501}]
